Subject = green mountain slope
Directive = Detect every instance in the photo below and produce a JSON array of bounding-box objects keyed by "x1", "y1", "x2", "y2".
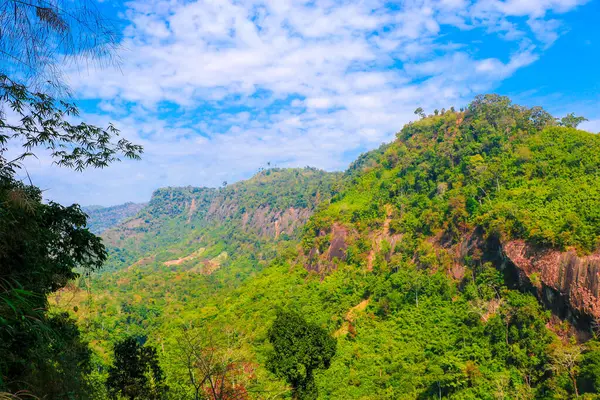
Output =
[
  {"x1": 54, "y1": 96, "x2": 600, "y2": 399},
  {"x1": 98, "y1": 167, "x2": 341, "y2": 272},
  {"x1": 53, "y1": 167, "x2": 340, "y2": 334}
]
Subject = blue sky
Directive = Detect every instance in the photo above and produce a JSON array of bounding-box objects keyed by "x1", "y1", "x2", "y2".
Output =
[{"x1": 18, "y1": 0, "x2": 600, "y2": 206}]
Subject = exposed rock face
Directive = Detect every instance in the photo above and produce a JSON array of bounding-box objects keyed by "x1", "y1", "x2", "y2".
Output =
[
  {"x1": 327, "y1": 224, "x2": 349, "y2": 261},
  {"x1": 306, "y1": 223, "x2": 349, "y2": 274},
  {"x1": 245, "y1": 206, "x2": 311, "y2": 238},
  {"x1": 207, "y1": 203, "x2": 312, "y2": 238},
  {"x1": 502, "y1": 240, "x2": 600, "y2": 325},
  {"x1": 433, "y1": 229, "x2": 599, "y2": 332}
]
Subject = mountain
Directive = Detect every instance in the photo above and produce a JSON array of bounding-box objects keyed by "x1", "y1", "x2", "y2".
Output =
[
  {"x1": 52, "y1": 95, "x2": 600, "y2": 399},
  {"x1": 97, "y1": 167, "x2": 341, "y2": 272},
  {"x1": 83, "y1": 202, "x2": 147, "y2": 234}
]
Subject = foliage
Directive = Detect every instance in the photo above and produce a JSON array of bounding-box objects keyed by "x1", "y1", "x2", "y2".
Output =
[
  {"x1": 578, "y1": 341, "x2": 600, "y2": 394},
  {"x1": 0, "y1": 178, "x2": 104, "y2": 395},
  {"x1": 0, "y1": 0, "x2": 139, "y2": 396},
  {"x1": 0, "y1": 74, "x2": 142, "y2": 175},
  {"x1": 267, "y1": 310, "x2": 336, "y2": 399},
  {"x1": 106, "y1": 337, "x2": 168, "y2": 400},
  {"x1": 316, "y1": 94, "x2": 599, "y2": 253},
  {"x1": 560, "y1": 113, "x2": 588, "y2": 128},
  {"x1": 53, "y1": 95, "x2": 599, "y2": 399},
  {"x1": 174, "y1": 326, "x2": 252, "y2": 400},
  {"x1": 0, "y1": 74, "x2": 142, "y2": 396},
  {"x1": 0, "y1": 0, "x2": 119, "y2": 88}
]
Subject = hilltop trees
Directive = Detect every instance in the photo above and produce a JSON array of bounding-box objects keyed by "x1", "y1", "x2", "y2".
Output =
[
  {"x1": 267, "y1": 310, "x2": 336, "y2": 400},
  {"x1": 560, "y1": 113, "x2": 588, "y2": 128},
  {"x1": 414, "y1": 107, "x2": 425, "y2": 119}
]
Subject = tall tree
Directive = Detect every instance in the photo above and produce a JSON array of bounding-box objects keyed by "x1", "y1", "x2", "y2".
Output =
[
  {"x1": 266, "y1": 311, "x2": 336, "y2": 400},
  {"x1": 106, "y1": 337, "x2": 168, "y2": 400},
  {"x1": 0, "y1": 75, "x2": 141, "y2": 395},
  {"x1": 0, "y1": 0, "x2": 138, "y2": 396}
]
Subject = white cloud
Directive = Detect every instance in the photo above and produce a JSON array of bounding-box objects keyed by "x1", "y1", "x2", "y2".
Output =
[
  {"x1": 476, "y1": 48, "x2": 539, "y2": 78},
  {"x1": 581, "y1": 119, "x2": 600, "y2": 134},
  {"x1": 17, "y1": 0, "x2": 589, "y2": 205},
  {"x1": 528, "y1": 18, "x2": 564, "y2": 46}
]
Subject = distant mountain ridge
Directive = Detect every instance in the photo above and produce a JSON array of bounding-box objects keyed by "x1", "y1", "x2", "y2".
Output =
[
  {"x1": 83, "y1": 202, "x2": 147, "y2": 234},
  {"x1": 97, "y1": 167, "x2": 341, "y2": 272}
]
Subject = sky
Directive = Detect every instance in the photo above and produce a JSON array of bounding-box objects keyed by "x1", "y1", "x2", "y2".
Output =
[{"x1": 15, "y1": 0, "x2": 600, "y2": 206}]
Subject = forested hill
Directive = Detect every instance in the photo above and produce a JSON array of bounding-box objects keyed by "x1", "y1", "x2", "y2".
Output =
[
  {"x1": 83, "y1": 203, "x2": 147, "y2": 234},
  {"x1": 97, "y1": 167, "x2": 341, "y2": 272},
  {"x1": 52, "y1": 96, "x2": 600, "y2": 399}
]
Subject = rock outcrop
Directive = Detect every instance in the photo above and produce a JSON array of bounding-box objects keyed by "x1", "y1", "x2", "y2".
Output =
[
  {"x1": 240, "y1": 206, "x2": 311, "y2": 238},
  {"x1": 502, "y1": 240, "x2": 600, "y2": 327},
  {"x1": 306, "y1": 223, "x2": 349, "y2": 274}
]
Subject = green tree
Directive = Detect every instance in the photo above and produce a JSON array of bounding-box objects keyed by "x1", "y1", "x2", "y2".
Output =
[
  {"x1": 559, "y1": 113, "x2": 588, "y2": 128},
  {"x1": 0, "y1": 75, "x2": 141, "y2": 395},
  {"x1": 0, "y1": 0, "x2": 139, "y2": 397},
  {"x1": 106, "y1": 337, "x2": 168, "y2": 400},
  {"x1": 267, "y1": 310, "x2": 336, "y2": 400},
  {"x1": 548, "y1": 339, "x2": 582, "y2": 397},
  {"x1": 414, "y1": 107, "x2": 425, "y2": 119},
  {"x1": 578, "y1": 341, "x2": 600, "y2": 394}
]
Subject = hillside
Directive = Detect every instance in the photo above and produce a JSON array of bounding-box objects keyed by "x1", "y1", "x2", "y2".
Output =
[
  {"x1": 83, "y1": 202, "x2": 147, "y2": 234},
  {"x1": 53, "y1": 96, "x2": 600, "y2": 399},
  {"x1": 97, "y1": 167, "x2": 341, "y2": 272}
]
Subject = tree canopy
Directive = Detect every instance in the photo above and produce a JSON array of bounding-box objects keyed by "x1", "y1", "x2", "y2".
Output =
[
  {"x1": 106, "y1": 337, "x2": 168, "y2": 400},
  {"x1": 0, "y1": 44, "x2": 141, "y2": 398},
  {"x1": 267, "y1": 310, "x2": 336, "y2": 400}
]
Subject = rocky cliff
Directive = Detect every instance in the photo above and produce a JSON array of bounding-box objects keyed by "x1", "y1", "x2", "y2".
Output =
[
  {"x1": 502, "y1": 240, "x2": 600, "y2": 328},
  {"x1": 99, "y1": 168, "x2": 341, "y2": 270}
]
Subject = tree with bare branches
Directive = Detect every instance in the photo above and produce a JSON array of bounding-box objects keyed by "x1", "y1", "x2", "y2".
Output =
[
  {"x1": 175, "y1": 326, "x2": 255, "y2": 400},
  {"x1": 548, "y1": 339, "x2": 582, "y2": 397}
]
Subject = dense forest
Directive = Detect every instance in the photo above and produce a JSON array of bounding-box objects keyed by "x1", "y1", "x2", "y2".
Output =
[
  {"x1": 43, "y1": 96, "x2": 600, "y2": 399},
  {"x1": 1, "y1": 1, "x2": 600, "y2": 399}
]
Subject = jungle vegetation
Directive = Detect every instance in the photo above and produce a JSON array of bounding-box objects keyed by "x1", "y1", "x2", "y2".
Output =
[
  {"x1": 1, "y1": 2, "x2": 600, "y2": 399},
  {"x1": 46, "y1": 95, "x2": 600, "y2": 399}
]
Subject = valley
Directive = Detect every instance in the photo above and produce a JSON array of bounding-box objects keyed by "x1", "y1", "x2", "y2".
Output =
[
  {"x1": 2, "y1": 1, "x2": 599, "y2": 398},
  {"x1": 52, "y1": 96, "x2": 600, "y2": 399}
]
